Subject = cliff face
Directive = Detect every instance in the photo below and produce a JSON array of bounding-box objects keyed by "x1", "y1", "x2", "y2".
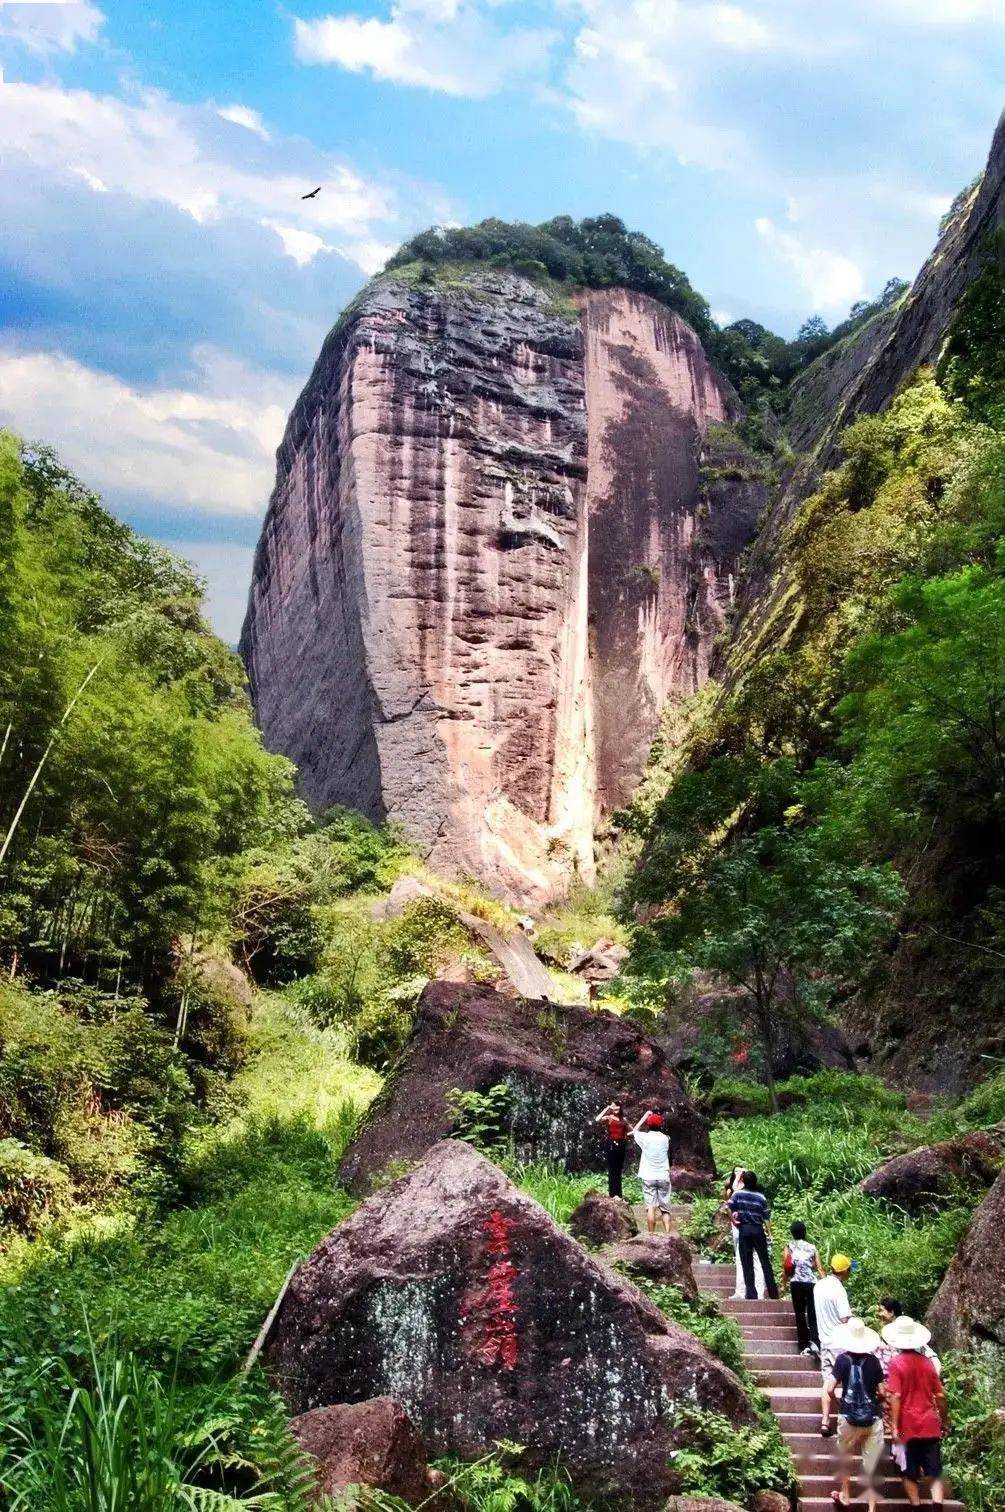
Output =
[
  {"x1": 242, "y1": 273, "x2": 764, "y2": 901},
  {"x1": 722, "y1": 110, "x2": 1005, "y2": 689}
]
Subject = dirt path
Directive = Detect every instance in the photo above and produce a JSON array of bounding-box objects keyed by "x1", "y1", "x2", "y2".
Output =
[{"x1": 695, "y1": 1261, "x2": 963, "y2": 1511}]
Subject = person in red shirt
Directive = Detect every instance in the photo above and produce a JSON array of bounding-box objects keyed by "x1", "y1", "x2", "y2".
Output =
[
  {"x1": 882, "y1": 1317, "x2": 949, "y2": 1507},
  {"x1": 594, "y1": 1100, "x2": 629, "y2": 1198}
]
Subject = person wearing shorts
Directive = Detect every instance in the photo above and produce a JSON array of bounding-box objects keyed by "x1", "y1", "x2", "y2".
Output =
[
  {"x1": 632, "y1": 1109, "x2": 671, "y2": 1233},
  {"x1": 823, "y1": 1318, "x2": 884, "y2": 1512},
  {"x1": 883, "y1": 1316, "x2": 948, "y2": 1507}
]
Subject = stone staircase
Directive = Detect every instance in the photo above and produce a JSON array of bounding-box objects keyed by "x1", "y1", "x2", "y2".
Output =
[{"x1": 697, "y1": 1260, "x2": 963, "y2": 1511}]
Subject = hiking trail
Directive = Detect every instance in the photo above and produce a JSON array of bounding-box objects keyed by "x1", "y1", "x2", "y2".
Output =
[
  {"x1": 700, "y1": 1262, "x2": 964, "y2": 1511},
  {"x1": 628, "y1": 1206, "x2": 964, "y2": 1511}
]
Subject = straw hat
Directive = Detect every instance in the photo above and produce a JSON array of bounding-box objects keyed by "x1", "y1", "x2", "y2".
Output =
[
  {"x1": 881, "y1": 1316, "x2": 932, "y2": 1351},
  {"x1": 831, "y1": 1317, "x2": 882, "y2": 1354}
]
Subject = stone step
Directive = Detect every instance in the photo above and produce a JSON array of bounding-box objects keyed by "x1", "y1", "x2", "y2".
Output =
[
  {"x1": 743, "y1": 1327, "x2": 802, "y2": 1340},
  {"x1": 745, "y1": 1336, "x2": 806, "y2": 1355},
  {"x1": 765, "y1": 1390, "x2": 824, "y2": 1413},
  {"x1": 722, "y1": 1306, "x2": 792, "y2": 1322},
  {"x1": 757, "y1": 1369, "x2": 827, "y2": 1388},
  {"x1": 797, "y1": 1493, "x2": 961, "y2": 1505},
  {"x1": 799, "y1": 1475, "x2": 912, "y2": 1497},
  {"x1": 799, "y1": 1501, "x2": 962, "y2": 1512},
  {"x1": 777, "y1": 1411, "x2": 826, "y2": 1430},
  {"x1": 752, "y1": 1353, "x2": 820, "y2": 1372}
]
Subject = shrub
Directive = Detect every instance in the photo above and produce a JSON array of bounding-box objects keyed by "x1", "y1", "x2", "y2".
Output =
[
  {"x1": 0, "y1": 1329, "x2": 316, "y2": 1509},
  {"x1": 943, "y1": 1344, "x2": 1005, "y2": 1512},
  {"x1": 629, "y1": 1277, "x2": 747, "y2": 1377},
  {"x1": 0, "y1": 1139, "x2": 69, "y2": 1235},
  {"x1": 672, "y1": 1407, "x2": 796, "y2": 1501},
  {"x1": 447, "y1": 1082, "x2": 513, "y2": 1157}
]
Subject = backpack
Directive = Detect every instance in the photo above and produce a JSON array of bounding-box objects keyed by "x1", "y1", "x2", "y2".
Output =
[{"x1": 842, "y1": 1357, "x2": 878, "y2": 1428}]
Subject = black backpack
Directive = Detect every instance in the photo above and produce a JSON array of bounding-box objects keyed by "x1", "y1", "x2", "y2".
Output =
[{"x1": 842, "y1": 1357, "x2": 878, "y2": 1428}]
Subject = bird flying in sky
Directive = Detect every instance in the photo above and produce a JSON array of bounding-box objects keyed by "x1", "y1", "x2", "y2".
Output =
[{"x1": 301, "y1": 186, "x2": 321, "y2": 200}]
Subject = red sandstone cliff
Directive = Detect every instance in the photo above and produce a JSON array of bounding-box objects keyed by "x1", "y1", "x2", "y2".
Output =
[{"x1": 241, "y1": 271, "x2": 765, "y2": 902}]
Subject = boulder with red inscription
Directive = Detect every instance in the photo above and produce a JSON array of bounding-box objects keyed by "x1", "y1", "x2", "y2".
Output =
[
  {"x1": 267, "y1": 1141, "x2": 752, "y2": 1507},
  {"x1": 289, "y1": 1398, "x2": 434, "y2": 1506},
  {"x1": 339, "y1": 980, "x2": 714, "y2": 1195}
]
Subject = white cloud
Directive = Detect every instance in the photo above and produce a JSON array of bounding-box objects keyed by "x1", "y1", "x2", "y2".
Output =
[
  {"x1": 0, "y1": 0, "x2": 104, "y2": 54},
  {"x1": 342, "y1": 238, "x2": 395, "y2": 275},
  {"x1": 755, "y1": 217, "x2": 864, "y2": 312},
  {"x1": 264, "y1": 220, "x2": 333, "y2": 267},
  {"x1": 217, "y1": 103, "x2": 271, "y2": 140},
  {"x1": 294, "y1": 0, "x2": 558, "y2": 97},
  {"x1": 0, "y1": 81, "x2": 398, "y2": 257},
  {"x1": 0, "y1": 344, "x2": 293, "y2": 517}
]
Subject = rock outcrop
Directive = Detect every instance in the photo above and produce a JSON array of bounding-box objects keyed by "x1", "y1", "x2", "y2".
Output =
[
  {"x1": 862, "y1": 1127, "x2": 1005, "y2": 1207},
  {"x1": 927, "y1": 1167, "x2": 1005, "y2": 1349},
  {"x1": 266, "y1": 1140, "x2": 752, "y2": 1506},
  {"x1": 289, "y1": 1398, "x2": 435, "y2": 1507},
  {"x1": 338, "y1": 979, "x2": 715, "y2": 1194},
  {"x1": 569, "y1": 1191, "x2": 638, "y2": 1246},
  {"x1": 608, "y1": 1234, "x2": 698, "y2": 1299},
  {"x1": 241, "y1": 272, "x2": 766, "y2": 903}
]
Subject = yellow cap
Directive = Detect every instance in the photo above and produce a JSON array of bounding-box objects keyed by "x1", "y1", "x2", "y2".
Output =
[{"x1": 830, "y1": 1253, "x2": 852, "y2": 1273}]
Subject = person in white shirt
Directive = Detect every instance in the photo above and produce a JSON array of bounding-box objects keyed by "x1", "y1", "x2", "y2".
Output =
[
  {"x1": 815, "y1": 1254, "x2": 853, "y2": 1435},
  {"x1": 632, "y1": 1109, "x2": 671, "y2": 1234}
]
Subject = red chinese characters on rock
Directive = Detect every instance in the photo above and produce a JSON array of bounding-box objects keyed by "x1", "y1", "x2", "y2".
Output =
[{"x1": 460, "y1": 1209, "x2": 520, "y2": 1371}]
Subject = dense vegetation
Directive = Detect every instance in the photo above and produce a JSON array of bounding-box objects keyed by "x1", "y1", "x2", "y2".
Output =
[
  {"x1": 2, "y1": 197, "x2": 1003, "y2": 1511},
  {"x1": 684, "y1": 1069, "x2": 1005, "y2": 1512},
  {"x1": 617, "y1": 242, "x2": 1005, "y2": 1081},
  {"x1": 387, "y1": 213, "x2": 907, "y2": 415}
]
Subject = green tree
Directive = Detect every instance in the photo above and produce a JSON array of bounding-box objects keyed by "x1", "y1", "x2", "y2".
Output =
[{"x1": 633, "y1": 824, "x2": 904, "y2": 1112}]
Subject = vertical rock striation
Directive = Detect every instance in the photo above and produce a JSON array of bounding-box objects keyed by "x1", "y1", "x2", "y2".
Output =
[{"x1": 242, "y1": 272, "x2": 765, "y2": 901}]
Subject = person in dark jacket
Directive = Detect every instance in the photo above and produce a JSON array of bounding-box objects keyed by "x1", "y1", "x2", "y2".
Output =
[
  {"x1": 727, "y1": 1171, "x2": 779, "y2": 1300},
  {"x1": 594, "y1": 1100, "x2": 628, "y2": 1198}
]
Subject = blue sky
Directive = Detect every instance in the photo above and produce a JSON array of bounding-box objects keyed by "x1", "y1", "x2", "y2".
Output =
[{"x1": 0, "y1": 0, "x2": 1002, "y2": 640}]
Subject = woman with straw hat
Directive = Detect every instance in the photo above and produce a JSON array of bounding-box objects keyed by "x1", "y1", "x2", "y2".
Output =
[
  {"x1": 822, "y1": 1316, "x2": 884, "y2": 1511},
  {"x1": 882, "y1": 1316, "x2": 949, "y2": 1508}
]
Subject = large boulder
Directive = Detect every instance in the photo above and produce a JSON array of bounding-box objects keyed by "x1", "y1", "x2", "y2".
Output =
[
  {"x1": 927, "y1": 1167, "x2": 1005, "y2": 1350},
  {"x1": 339, "y1": 981, "x2": 714, "y2": 1195},
  {"x1": 267, "y1": 1141, "x2": 752, "y2": 1507},
  {"x1": 569, "y1": 1191, "x2": 638, "y2": 1245},
  {"x1": 289, "y1": 1398, "x2": 434, "y2": 1506},
  {"x1": 608, "y1": 1235, "x2": 698, "y2": 1300},
  {"x1": 862, "y1": 1127, "x2": 1005, "y2": 1207}
]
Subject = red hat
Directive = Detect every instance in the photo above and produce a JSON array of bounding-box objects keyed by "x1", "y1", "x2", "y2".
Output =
[{"x1": 646, "y1": 1114, "x2": 663, "y2": 1129}]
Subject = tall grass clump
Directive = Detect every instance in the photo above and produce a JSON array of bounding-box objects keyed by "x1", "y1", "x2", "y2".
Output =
[{"x1": 0, "y1": 1326, "x2": 314, "y2": 1510}]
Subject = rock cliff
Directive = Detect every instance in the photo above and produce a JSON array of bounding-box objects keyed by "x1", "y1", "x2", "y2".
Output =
[{"x1": 241, "y1": 272, "x2": 765, "y2": 902}]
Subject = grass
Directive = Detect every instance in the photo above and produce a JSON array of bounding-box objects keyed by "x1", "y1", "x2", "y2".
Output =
[
  {"x1": 687, "y1": 1068, "x2": 1005, "y2": 1511},
  {"x1": 0, "y1": 995, "x2": 378, "y2": 1508},
  {"x1": 510, "y1": 1163, "x2": 643, "y2": 1224}
]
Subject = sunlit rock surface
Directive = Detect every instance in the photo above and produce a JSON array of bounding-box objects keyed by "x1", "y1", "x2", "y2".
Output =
[
  {"x1": 267, "y1": 1141, "x2": 751, "y2": 1506},
  {"x1": 241, "y1": 272, "x2": 765, "y2": 903},
  {"x1": 337, "y1": 979, "x2": 715, "y2": 1196}
]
